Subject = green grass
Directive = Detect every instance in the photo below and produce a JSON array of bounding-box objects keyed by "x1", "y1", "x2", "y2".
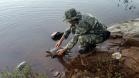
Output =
[{"x1": 0, "y1": 64, "x2": 47, "y2": 78}]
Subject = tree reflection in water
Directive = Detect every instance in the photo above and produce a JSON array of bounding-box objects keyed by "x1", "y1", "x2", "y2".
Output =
[{"x1": 117, "y1": 0, "x2": 136, "y2": 11}]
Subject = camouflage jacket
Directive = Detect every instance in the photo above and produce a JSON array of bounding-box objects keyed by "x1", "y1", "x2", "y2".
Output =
[{"x1": 64, "y1": 14, "x2": 107, "y2": 50}]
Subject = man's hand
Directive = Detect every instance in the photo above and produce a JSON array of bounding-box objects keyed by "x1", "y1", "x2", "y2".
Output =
[
  {"x1": 55, "y1": 34, "x2": 65, "y2": 48},
  {"x1": 57, "y1": 48, "x2": 67, "y2": 56},
  {"x1": 55, "y1": 40, "x2": 62, "y2": 48}
]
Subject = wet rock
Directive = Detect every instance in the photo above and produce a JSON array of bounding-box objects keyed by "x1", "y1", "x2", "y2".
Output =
[
  {"x1": 108, "y1": 19, "x2": 139, "y2": 36},
  {"x1": 108, "y1": 19, "x2": 139, "y2": 47}
]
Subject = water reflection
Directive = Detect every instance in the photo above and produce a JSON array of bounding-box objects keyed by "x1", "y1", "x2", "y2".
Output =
[{"x1": 117, "y1": 0, "x2": 136, "y2": 11}]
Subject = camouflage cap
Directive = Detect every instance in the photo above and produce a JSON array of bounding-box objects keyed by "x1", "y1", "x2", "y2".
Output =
[{"x1": 64, "y1": 8, "x2": 81, "y2": 21}]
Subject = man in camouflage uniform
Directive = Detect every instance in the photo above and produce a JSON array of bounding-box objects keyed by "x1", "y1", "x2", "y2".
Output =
[{"x1": 54, "y1": 8, "x2": 110, "y2": 55}]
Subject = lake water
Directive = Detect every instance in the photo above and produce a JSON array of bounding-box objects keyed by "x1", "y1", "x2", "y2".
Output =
[{"x1": 0, "y1": 0, "x2": 139, "y2": 77}]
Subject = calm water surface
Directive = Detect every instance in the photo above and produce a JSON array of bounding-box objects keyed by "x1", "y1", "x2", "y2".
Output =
[{"x1": 0, "y1": 0, "x2": 139, "y2": 77}]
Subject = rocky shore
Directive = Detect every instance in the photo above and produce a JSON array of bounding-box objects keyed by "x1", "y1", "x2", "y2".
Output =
[{"x1": 53, "y1": 18, "x2": 139, "y2": 78}]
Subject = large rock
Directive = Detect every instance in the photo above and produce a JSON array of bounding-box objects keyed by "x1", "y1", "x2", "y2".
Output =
[
  {"x1": 108, "y1": 19, "x2": 139, "y2": 47},
  {"x1": 108, "y1": 18, "x2": 139, "y2": 36}
]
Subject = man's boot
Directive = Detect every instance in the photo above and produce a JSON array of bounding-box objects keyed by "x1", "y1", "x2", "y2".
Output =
[{"x1": 78, "y1": 44, "x2": 96, "y2": 54}]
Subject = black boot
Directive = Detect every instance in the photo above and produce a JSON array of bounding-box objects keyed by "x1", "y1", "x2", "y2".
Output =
[
  {"x1": 78, "y1": 47, "x2": 89, "y2": 54},
  {"x1": 78, "y1": 44, "x2": 96, "y2": 54},
  {"x1": 88, "y1": 44, "x2": 96, "y2": 51}
]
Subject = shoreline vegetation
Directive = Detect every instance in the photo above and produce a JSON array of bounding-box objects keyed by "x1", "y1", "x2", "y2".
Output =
[{"x1": 0, "y1": 62, "x2": 47, "y2": 78}]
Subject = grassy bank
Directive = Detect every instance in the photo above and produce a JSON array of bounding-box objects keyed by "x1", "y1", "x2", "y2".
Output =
[{"x1": 0, "y1": 64, "x2": 47, "y2": 78}]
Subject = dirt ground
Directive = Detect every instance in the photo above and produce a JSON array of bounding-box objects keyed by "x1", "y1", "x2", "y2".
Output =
[{"x1": 60, "y1": 34, "x2": 139, "y2": 78}]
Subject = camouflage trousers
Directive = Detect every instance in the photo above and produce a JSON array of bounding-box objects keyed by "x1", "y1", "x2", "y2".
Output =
[{"x1": 78, "y1": 34, "x2": 104, "y2": 47}]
